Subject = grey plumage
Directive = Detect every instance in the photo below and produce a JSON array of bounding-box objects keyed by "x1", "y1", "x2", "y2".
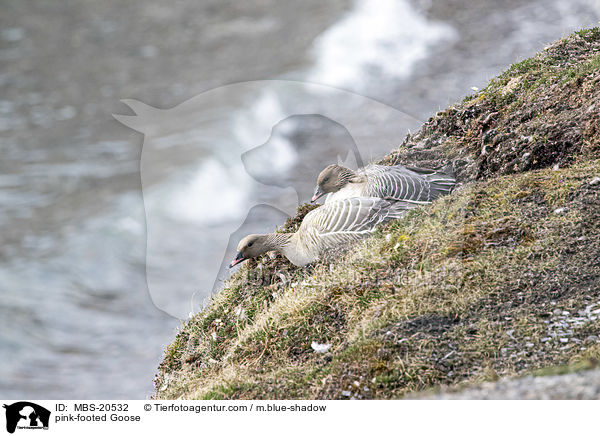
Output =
[
  {"x1": 231, "y1": 197, "x2": 410, "y2": 267},
  {"x1": 313, "y1": 163, "x2": 456, "y2": 205}
]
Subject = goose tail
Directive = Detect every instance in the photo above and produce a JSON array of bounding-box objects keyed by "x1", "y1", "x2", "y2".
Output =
[
  {"x1": 385, "y1": 199, "x2": 415, "y2": 221},
  {"x1": 425, "y1": 164, "x2": 456, "y2": 198}
]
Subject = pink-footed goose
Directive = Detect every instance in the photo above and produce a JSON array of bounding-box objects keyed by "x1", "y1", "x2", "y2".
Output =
[
  {"x1": 229, "y1": 197, "x2": 412, "y2": 267},
  {"x1": 311, "y1": 163, "x2": 456, "y2": 204}
]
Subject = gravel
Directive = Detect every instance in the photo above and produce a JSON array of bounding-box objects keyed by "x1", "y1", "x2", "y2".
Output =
[{"x1": 419, "y1": 370, "x2": 600, "y2": 400}]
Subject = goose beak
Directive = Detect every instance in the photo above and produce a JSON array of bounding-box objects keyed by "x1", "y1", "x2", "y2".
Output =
[
  {"x1": 311, "y1": 187, "x2": 325, "y2": 203},
  {"x1": 229, "y1": 251, "x2": 246, "y2": 268}
]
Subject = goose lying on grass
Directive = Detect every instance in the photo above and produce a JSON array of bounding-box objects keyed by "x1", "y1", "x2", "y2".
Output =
[
  {"x1": 229, "y1": 197, "x2": 413, "y2": 267},
  {"x1": 312, "y1": 163, "x2": 456, "y2": 204}
]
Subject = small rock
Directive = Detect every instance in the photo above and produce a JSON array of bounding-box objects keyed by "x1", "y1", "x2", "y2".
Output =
[
  {"x1": 341, "y1": 390, "x2": 352, "y2": 397},
  {"x1": 311, "y1": 342, "x2": 331, "y2": 353},
  {"x1": 553, "y1": 207, "x2": 566, "y2": 214},
  {"x1": 590, "y1": 176, "x2": 600, "y2": 186},
  {"x1": 501, "y1": 77, "x2": 520, "y2": 96},
  {"x1": 560, "y1": 338, "x2": 569, "y2": 343},
  {"x1": 586, "y1": 335, "x2": 599, "y2": 342}
]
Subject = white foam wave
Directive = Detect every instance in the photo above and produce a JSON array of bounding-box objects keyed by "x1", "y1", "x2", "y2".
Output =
[
  {"x1": 308, "y1": 0, "x2": 457, "y2": 87},
  {"x1": 147, "y1": 158, "x2": 250, "y2": 224},
  {"x1": 231, "y1": 89, "x2": 298, "y2": 176}
]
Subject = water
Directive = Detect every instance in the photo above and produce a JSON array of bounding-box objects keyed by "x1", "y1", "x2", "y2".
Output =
[{"x1": 1, "y1": 0, "x2": 599, "y2": 398}]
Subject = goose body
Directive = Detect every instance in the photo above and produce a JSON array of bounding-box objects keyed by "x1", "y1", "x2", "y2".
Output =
[
  {"x1": 313, "y1": 163, "x2": 456, "y2": 205},
  {"x1": 231, "y1": 197, "x2": 411, "y2": 267}
]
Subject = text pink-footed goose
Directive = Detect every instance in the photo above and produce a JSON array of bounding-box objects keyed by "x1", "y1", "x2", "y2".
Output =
[
  {"x1": 230, "y1": 197, "x2": 412, "y2": 267},
  {"x1": 311, "y1": 163, "x2": 456, "y2": 204}
]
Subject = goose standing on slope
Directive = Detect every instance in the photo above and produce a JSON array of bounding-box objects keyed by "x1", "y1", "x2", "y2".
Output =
[
  {"x1": 229, "y1": 197, "x2": 410, "y2": 268},
  {"x1": 311, "y1": 163, "x2": 456, "y2": 204}
]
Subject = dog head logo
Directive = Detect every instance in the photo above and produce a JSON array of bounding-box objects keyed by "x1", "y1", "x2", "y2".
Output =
[
  {"x1": 3, "y1": 402, "x2": 50, "y2": 433},
  {"x1": 114, "y1": 80, "x2": 421, "y2": 318}
]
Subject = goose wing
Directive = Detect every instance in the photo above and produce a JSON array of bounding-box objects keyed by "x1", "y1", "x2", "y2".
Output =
[
  {"x1": 300, "y1": 197, "x2": 409, "y2": 249},
  {"x1": 365, "y1": 164, "x2": 455, "y2": 203}
]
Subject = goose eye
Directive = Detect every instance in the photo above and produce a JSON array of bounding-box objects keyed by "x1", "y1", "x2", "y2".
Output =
[{"x1": 248, "y1": 242, "x2": 254, "y2": 247}]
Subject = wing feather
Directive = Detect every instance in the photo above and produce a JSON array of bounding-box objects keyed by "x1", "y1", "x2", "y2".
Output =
[
  {"x1": 363, "y1": 164, "x2": 455, "y2": 202},
  {"x1": 300, "y1": 197, "x2": 408, "y2": 251}
]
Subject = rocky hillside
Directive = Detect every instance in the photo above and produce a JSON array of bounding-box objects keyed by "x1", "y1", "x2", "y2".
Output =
[{"x1": 153, "y1": 28, "x2": 600, "y2": 400}]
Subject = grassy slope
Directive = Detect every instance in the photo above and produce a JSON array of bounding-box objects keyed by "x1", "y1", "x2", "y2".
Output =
[{"x1": 154, "y1": 29, "x2": 600, "y2": 399}]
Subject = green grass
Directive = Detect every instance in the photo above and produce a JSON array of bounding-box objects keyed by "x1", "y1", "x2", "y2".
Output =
[
  {"x1": 562, "y1": 54, "x2": 600, "y2": 84},
  {"x1": 473, "y1": 27, "x2": 600, "y2": 110}
]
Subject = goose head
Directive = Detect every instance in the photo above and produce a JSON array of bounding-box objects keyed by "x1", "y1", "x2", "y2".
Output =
[
  {"x1": 229, "y1": 234, "x2": 271, "y2": 268},
  {"x1": 311, "y1": 164, "x2": 359, "y2": 202}
]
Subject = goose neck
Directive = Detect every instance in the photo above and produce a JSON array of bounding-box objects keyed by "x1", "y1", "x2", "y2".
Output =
[
  {"x1": 265, "y1": 233, "x2": 293, "y2": 251},
  {"x1": 342, "y1": 167, "x2": 366, "y2": 184}
]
